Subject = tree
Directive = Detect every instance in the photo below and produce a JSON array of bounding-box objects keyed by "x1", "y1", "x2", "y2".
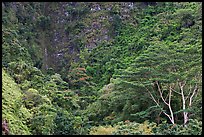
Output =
[{"x1": 113, "y1": 40, "x2": 201, "y2": 126}]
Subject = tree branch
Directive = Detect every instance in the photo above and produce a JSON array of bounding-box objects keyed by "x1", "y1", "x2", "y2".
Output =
[
  {"x1": 148, "y1": 83, "x2": 174, "y2": 124},
  {"x1": 170, "y1": 86, "x2": 182, "y2": 95},
  {"x1": 189, "y1": 84, "x2": 198, "y2": 107},
  {"x1": 156, "y1": 81, "x2": 169, "y2": 106},
  {"x1": 168, "y1": 86, "x2": 174, "y2": 124},
  {"x1": 146, "y1": 86, "x2": 160, "y2": 107}
]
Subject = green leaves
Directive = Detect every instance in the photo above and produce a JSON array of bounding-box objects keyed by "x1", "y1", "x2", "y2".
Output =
[
  {"x1": 30, "y1": 104, "x2": 57, "y2": 135},
  {"x1": 36, "y1": 15, "x2": 51, "y2": 31},
  {"x1": 2, "y1": 2, "x2": 202, "y2": 135},
  {"x1": 2, "y1": 69, "x2": 32, "y2": 135}
]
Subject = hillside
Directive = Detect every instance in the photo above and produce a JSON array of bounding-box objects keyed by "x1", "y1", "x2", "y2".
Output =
[
  {"x1": 2, "y1": 69, "x2": 31, "y2": 134},
  {"x1": 2, "y1": 2, "x2": 202, "y2": 135}
]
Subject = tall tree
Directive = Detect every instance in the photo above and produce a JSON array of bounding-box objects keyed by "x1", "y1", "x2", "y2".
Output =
[{"x1": 113, "y1": 39, "x2": 201, "y2": 126}]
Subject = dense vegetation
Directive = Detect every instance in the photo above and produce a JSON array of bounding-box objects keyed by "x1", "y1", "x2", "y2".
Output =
[{"x1": 2, "y1": 2, "x2": 202, "y2": 135}]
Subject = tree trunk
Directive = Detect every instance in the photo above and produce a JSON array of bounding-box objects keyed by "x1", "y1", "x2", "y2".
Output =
[{"x1": 179, "y1": 81, "x2": 188, "y2": 126}]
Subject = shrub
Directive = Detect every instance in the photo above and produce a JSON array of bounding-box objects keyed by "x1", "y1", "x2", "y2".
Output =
[
  {"x1": 177, "y1": 119, "x2": 202, "y2": 135},
  {"x1": 2, "y1": 69, "x2": 31, "y2": 135},
  {"x1": 152, "y1": 119, "x2": 202, "y2": 135},
  {"x1": 29, "y1": 104, "x2": 57, "y2": 135},
  {"x1": 89, "y1": 125, "x2": 117, "y2": 135},
  {"x1": 54, "y1": 109, "x2": 75, "y2": 135},
  {"x1": 23, "y1": 88, "x2": 43, "y2": 109},
  {"x1": 113, "y1": 120, "x2": 156, "y2": 135}
]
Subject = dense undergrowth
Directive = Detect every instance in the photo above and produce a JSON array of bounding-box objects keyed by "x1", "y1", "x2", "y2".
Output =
[{"x1": 2, "y1": 2, "x2": 202, "y2": 135}]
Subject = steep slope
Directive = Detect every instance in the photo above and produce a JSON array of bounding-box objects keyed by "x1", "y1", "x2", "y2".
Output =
[
  {"x1": 2, "y1": 69, "x2": 31, "y2": 135},
  {"x1": 2, "y1": 2, "x2": 202, "y2": 135}
]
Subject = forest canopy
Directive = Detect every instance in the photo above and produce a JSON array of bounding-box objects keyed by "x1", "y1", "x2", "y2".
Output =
[{"x1": 2, "y1": 2, "x2": 202, "y2": 135}]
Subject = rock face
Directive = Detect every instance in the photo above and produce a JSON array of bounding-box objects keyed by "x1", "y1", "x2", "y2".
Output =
[{"x1": 2, "y1": 2, "x2": 137, "y2": 72}]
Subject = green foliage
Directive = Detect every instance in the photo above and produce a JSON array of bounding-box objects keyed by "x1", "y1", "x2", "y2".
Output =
[
  {"x1": 84, "y1": 101, "x2": 106, "y2": 124},
  {"x1": 84, "y1": 82, "x2": 154, "y2": 125},
  {"x1": 2, "y1": 69, "x2": 31, "y2": 135},
  {"x1": 89, "y1": 125, "x2": 117, "y2": 135},
  {"x1": 2, "y1": 2, "x2": 202, "y2": 135},
  {"x1": 7, "y1": 61, "x2": 31, "y2": 84},
  {"x1": 50, "y1": 73, "x2": 69, "y2": 90},
  {"x1": 113, "y1": 120, "x2": 156, "y2": 135},
  {"x1": 2, "y1": 27, "x2": 33, "y2": 67},
  {"x1": 36, "y1": 15, "x2": 51, "y2": 31},
  {"x1": 23, "y1": 88, "x2": 44, "y2": 109},
  {"x1": 54, "y1": 109, "x2": 75, "y2": 135},
  {"x1": 68, "y1": 67, "x2": 85, "y2": 87},
  {"x1": 52, "y1": 90, "x2": 80, "y2": 110},
  {"x1": 2, "y1": 3, "x2": 42, "y2": 68},
  {"x1": 177, "y1": 119, "x2": 202, "y2": 135},
  {"x1": 152, "y1": 119, "x2": 202, "y2": 135},
  {"x1": 111, "y1": 119, "x2": 202, "y2": 135},
  {"x1": 29, "y1": 104, "x2": 57, "y2": 135},
  {"x1": 67, "y1": 67, "x2": 93, "y2": 89},
  {"x1": 54, "y1": 107, "x2": 90, "y2": 135},
  {"x1": 111, "y1": 1, "x2": 202, "y2": 125}
]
